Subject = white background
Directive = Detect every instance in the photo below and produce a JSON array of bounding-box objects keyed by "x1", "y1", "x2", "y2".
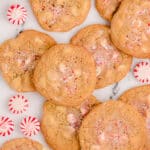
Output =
[{"x1": 0, "y1": 0, "x2": 149, "y2": 149}]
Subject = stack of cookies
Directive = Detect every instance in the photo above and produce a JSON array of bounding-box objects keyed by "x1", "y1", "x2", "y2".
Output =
[{"x1": 0, "y1": 0, "x2": 150, "y2": 150}]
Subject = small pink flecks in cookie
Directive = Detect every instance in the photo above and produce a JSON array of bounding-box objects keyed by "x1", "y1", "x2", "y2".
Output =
[
  {"x1": 59, "y1": 64, "x2": 81, "y2": 94},
  {"x1": 96, "y1": 119, "x2": 129, "y2": 145},
  {"x1": 20, "y1": 116, "x2": 40, "y2": 137},
  {"x1": 67, "y1": 113, "x2": 81, "y2": 131},
  {"x1": 0, "y1": 116, "x2": 14, "y2": 136},
  {"x1": 133, "y1": 61, "x2": 150, "y2": 83},
  {"x1": 7, "y1": 4, "x2": 27, "y2": 25},
  {"x1": 15, "y1": 51, "x2": 37, "y2": 72},
  {"x1": 59, "y1": 64, "x2": 75, "y2": 83},
  {"x1": 8, "y1": 94, "x2": 29, "y2": 114}
]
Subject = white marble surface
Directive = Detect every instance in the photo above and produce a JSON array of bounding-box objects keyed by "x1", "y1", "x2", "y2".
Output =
[{"x1": 0, "y1": 0, "x2": 149, "y2": 148}]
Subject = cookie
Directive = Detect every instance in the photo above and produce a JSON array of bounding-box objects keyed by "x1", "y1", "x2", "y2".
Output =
[
  {"x1": 30, "y1": 0, "x2": 91, "y2": 32},
  {"x1": 111, "y1": 0, "x2": 150, "y2": 58},
  {"x1": 1, "y1": 138, "x2": 45, "y2": 150},
  {"x1": 79, "y1": 101, "x2": 147, "y2": 150},
  {"x1": 119, "y1": 85, "x2": 150, "y2": 149},
  {"x1": 71, "y1": 24, "x2": 132, "y2": 88},
  {"x1": 41, "y1": 96, "x2": 99, "y2": 150},
  {"x1": 0, "y1": 30, "x2": 56, "y2": 92},
  {"x1": 33, "y1": 44, "x2": 96, "y2": 106},
  {"x1": 96, "y1": 0, "x2": 122, "y2": 21}
]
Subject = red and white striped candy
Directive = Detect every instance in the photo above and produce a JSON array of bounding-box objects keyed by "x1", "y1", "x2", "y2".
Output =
[
  {"x1": 20, "y1": 116, "x2": 40, "y2": 137},
  {"x1": 0, "y1": 117, "x2": 14, "y2": 136},
  {"x1": 133, "y1": 61, "x2": 150, "y2": 83},
  {"x1": 8, "y1": 94, "x2": 29, "y2": 114},
  {"x1": 7, "y1": 4, "x2": 27, "y2": 25}
]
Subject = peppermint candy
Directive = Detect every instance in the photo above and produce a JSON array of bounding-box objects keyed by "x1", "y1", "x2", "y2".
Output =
[
  {"x1": 0, "y1": 117, "x2": 14, "y2": 136},
  {"x1": 133, "y1": 61, "x2": 150, "y2": 83},
  {"x1": 8, "y1": 94, "x2": 29, "y2": 114},
  {"x1": 20, "y1": 116, "x2": 40, "y2": 136},
  {"x1": 7, "y1": 4, "x2": 27, "y2": 25}
]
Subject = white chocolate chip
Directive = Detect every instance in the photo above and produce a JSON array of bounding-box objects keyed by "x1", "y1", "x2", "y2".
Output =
[
  {"x1": 34, "y1": 37, "x2": 43, "y2": 44},
  {"x1": 67, "y1": 113, "x2": 77, "y2": 125},
  {"x1": 90, "y1": 145, "x2": 101, "y2": 150},
  {"x1": 59, "y1": 63, "x2": 67, "y2": 73},
  {"x1": 96, "y1": 66, "x2": 102, "y2": 76},
  {"x1": 74, "y1": 69, "x2": 81, "y2": 77}
]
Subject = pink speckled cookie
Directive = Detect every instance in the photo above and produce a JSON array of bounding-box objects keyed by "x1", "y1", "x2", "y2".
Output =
[
  {"x1": 41, "y1": 96, "x2": 99, "y2": 150},
  {"x1": 33, "y1": 44, "x2": 96, "y2": 106},
  {"x1": 111, "y1": 0, "x2": 150, "y2": 58},
  {"x1": 1, "y1": 138, "x2": 46, "y2": 150},
  {"x1": 71, "y1": 24, "x2": 132, "y2": 88},
  {"x1": 0, "y1": 30, "x2": 56, "y2": 92},
  {"x1": 79, "y1": 101, "x2": 147, "y2": 150},
  {"x1": 119, "y1": 85, "x2": 150, "y2": 149},
  {"x1": 30, "y1": 0, "x2": 91, "y2": 32}
]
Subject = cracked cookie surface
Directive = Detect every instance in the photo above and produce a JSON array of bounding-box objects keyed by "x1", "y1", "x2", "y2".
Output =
[
  {"x1": 111, "y1": 0, "x2": 150, "y2": 58},
  {"x1": 71, "y1": 24, "x2": 132, "y2": 88},
  {"x1": 79, "y1": 101, "x2": 147, "y2": 150},
  {"x1": 41, "y1": 96, "x2": 99, "y2": 150},
  {"x1": 33, "y1": 44, "x2": 96, "y2": 106},
  {"x1": 119, "y1": 85, "x2": 150, "y2": 149},
  {"x1": 1, "y1": 138, "x2": 45, "y2": 150},
  {"x1": 30, "y1": 0, "x2": 91, "y2": 32},
  {"x1": 0, "y1": 30, "x2": 56, "y2": 92}
]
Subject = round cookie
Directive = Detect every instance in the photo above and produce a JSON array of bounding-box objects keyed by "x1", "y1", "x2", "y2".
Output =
[
  {"x1": 111, "y1": 0, "x2": 150, "y2": 58},
  {"x1": 0, "y1": 30, "x2": 56, "y2": 92},
  {"x1": 30, "y1": 0, "x2": 91, "y2": 32},
  {"x1": 1, "y1": 138, "x2": 45, "y2": 150},
  {"x1": 79, "y1": 101, "x2": 147, "y2": 150},
  {"x1": 119, "y1": 85, "x2": 150, "y2": 149},
  {"x1": 96, "y1": 0, "x2": 123, "y2": 21},
  {"x1": 33, "y1": 44, "x2": 96, "y2": 106},
  {"x1": 71, "y1": 24, "x2": 132, "y2": 89},
  {"x1": 41, "y1": 96, "x2": 99, "y2": 150}
]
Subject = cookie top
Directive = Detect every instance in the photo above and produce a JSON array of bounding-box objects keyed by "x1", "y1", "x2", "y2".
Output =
[
  {"x1": 119, "y1": 85, "x2": 150, "y2": 149},
  {"x1": 79, "y1": 101, "x2": 147, "y2": 150},
  {"x1": 96, "y1": 0, "x2": 122, "y2": 21},
  {"x1": 1, "y1": 138, "x2": 45, "y2": 150},
  {"x1": 41, "y1": 96, "x2": 99, "y2": 150},
  {"x1": 111, "y1": 0, "x2": 150, "y2": 58},
  {"x1": 71, "y1": 24, "x2": 132, "y2": 88},
  {"x1": 33, "y1": 44, "x2": 96, "y2": 106},
  {"x1": 30, "y1": 0, "x2": 90, "y2": 32},
  {"x1": 0, "y1": 30, "x2": 56, "y2": 92}
]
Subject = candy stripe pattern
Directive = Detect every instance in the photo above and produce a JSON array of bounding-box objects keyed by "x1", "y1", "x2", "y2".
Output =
[
  {"x1": 0, "y1": 117, "x2": 14, "y2": 136},
  {"x1": 133, "y1": 61, "x2": 150, "y2": 83},
  {"x1": 7, "y1": 4, "x2": 27, "y2": 25},
  {"x1": 20, "y1": 116, "x2": 40, "y2": 137},
  {"x1": 8, "y1": 94, "x2": 29, "y2": 114}
]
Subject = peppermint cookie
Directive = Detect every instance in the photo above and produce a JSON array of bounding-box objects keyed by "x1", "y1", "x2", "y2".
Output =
[
  {"x1": 71, "y1": 25, "x2": 132, "y2": 88},
  {"x1": 96, "y1": 0, "x2": 122, "y2": 21},
  {"x1": 33, "y1": 44, "x2": 96, "y2": 106},
  {"x1": 1, "y1": 138, "x2": 45, "y2": 150},
  {"x1": 0, "y1": 30, "x2": 56, "y2": 92},
  {"x1": 79, "y1": 101, "x2": 147, "y2": 150},
  {"x1": 119, "y1": 85, "x2": 150, "y2": 149},
  {"x1": 30, "y1": 0, "x2": 90, "y2": 32},
  {"x1": 41, "y1": 96, "x2": 99, "y2": 150},
  {"x1": 111, "y1": 0, "x2": 150, "y2": 58}
]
